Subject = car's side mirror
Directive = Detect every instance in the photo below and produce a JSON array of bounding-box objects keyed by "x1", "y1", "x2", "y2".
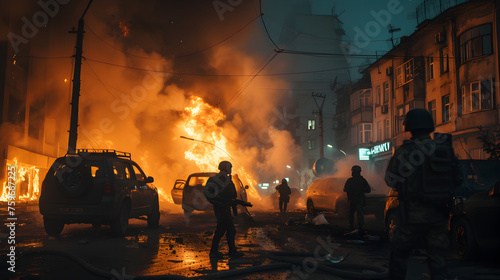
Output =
[
  {"x1": 245, "y1": 185, "x2": 249, "y2": 189},
  {"x1": 146, "y1": 176, "x2": 154, "y2": 183},
  {"x1": 489, "y1": 182, "x2": 500, "y2": 197}
]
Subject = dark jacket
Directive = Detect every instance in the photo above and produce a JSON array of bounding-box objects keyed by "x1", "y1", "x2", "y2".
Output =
[
  {"x1": 343, "y1": 175, "x2": 371, "y2": 204},
  {"x1": 276, "y1": 183, "x2": 291, "y2": 198},
  {"x1": 204, "y1": 173, "x2": 237, "y2": 207}
]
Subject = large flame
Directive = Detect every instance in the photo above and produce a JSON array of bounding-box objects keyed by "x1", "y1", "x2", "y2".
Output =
[
  {"x1": 180, "y1": 97, "x2": 260, "y2": 201},
  {"x1": 0, "y1": 158, "x2": 40, "y2": 202}
]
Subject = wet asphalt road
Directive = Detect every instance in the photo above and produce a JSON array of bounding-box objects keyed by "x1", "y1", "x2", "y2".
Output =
[{"x1": 1, "y1": 205, "x2": 500, "y2": 280}]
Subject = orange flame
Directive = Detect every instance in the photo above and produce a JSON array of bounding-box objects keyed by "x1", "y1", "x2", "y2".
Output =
[
  {"x1": 179, "y1": 97, "x2": 260, "y2": 200},
  {"x1": 0, "y1": 158, "x2": 40, "y2": 202}
]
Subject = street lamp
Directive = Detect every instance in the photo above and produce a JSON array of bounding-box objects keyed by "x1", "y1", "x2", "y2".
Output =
[
  {"x1": 180, "y1": 135, "x2": 237, "y2": 164},
  {"x1": 327, "y1": 144, "x2": 333, "y2": 148},
  {"x1": 286, "y1": 165, "x2": 300, "y2": 176}
]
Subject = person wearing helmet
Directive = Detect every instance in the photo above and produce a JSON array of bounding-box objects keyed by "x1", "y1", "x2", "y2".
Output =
[
  {"x1": 343, "y1": 165, "x2": 371, "y2": 235},
  {"x1": 275, "y1": 178, "x2": 292, "y2": 213},
  {"x1": 385, "y1": 108, "x2": 464, "y2": 280},
  {"x1": 204, "y1": 161, "x2": 243, "y2": 258}
]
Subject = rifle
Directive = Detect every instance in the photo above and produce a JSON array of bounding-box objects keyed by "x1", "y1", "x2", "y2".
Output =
[{"x1": 231, "y1": 199, "x2": 253, "y2": 216}]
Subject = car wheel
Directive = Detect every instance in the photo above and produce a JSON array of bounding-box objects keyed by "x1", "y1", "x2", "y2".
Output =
[
  {"x1": 453, "y1": 218, "x2": 477, "y2": 260},
  {"x1": 44, "y1": 218, "x2": 64, "y2": 236},
  {"x1": 111, "y1": 204, "x2": 129, "y2": 237},
  {"x1": 307, "y1": 200, "x2": 316, "y2": 216},
  {"x1": 386, "y1": 212, "x2": 399, "y2": 242},
  {"x1": 148, "y1": 197, "x2": 160, "y2": 228}
]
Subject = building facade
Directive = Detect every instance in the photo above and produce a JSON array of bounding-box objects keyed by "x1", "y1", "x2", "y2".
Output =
[{"x1": 342, "y1": 0, "x2": 500, "y2": 173}]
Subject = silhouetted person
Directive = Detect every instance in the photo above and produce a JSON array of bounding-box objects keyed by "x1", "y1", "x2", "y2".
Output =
[
  {"x1": 275, "y1": 179, "x2": 292, "y2": 213},
  {"x1": 385, "y1": 109, "x2": 464, "y2": 280},
  {"x1": 343, "y1": 165, "x2": 371, "y2": 235},
  {"x1": 204, "y1": 161, "x2": 243, "y2": 258}
]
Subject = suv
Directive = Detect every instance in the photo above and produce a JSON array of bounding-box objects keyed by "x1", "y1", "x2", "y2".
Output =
[
  {"x1": 39, "y1": 149, "x2": 160, "y2": 237},
  {"x1": 171, "y1": 172, "x2": 249, "y2": 215}
]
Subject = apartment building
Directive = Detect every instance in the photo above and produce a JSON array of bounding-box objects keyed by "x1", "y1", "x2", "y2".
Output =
[{"x1": 343, "y1": 0, "x2": 500, "y2": 170}]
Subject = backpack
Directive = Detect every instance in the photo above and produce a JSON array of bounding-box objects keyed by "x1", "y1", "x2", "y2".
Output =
[{"x1": 406, "y1": 134, "x2": 455, "y2": 205}]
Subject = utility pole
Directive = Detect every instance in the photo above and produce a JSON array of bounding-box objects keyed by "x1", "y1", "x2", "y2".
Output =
[
  {"x1": 312, "y1": 93, "x2": 326, "y2": 159},
  {"x1": 67, "y1": 0, "x2": 93, "y2": 154}
]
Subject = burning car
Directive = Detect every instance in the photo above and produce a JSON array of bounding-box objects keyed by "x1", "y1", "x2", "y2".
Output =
[
  {"x1": 171, "y1": 172, "x2": 249, "y2": 215},
  {"x1": 39, "y1": 149, "x2": 160, "y2": 237},
  {"x1": 305, "y1": 177, "x2": 386, "y2": 219}
]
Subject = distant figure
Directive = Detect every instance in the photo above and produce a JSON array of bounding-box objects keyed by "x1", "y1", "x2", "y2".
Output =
[
  {"x1": 275, "y1": 179, "x2": 292, "y2": 213},
  {"x1": 343, "y1": 165, "x2": 371, "y2": 235},
  {"x1": 204, "y1": 161, "x2": 243, "y2": 258},
  {"x1": 385, "y1": 109, "x2": 464, "y2": 280}
]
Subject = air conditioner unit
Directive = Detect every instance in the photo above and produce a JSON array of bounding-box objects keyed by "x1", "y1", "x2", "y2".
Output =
[
  {"x1": 434, "y1": 32, "x2": 445, "y2": 44},
  {"x1": 386, "y1": 66, "x2": 393, "y2": 76},
  {"x1": 381, "y1": 104, "x2": 389, "y2": 114}
]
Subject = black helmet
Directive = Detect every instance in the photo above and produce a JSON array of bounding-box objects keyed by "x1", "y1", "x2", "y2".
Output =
[
  {"x1": 218, "y1": 161, "x2": 232, "y2": 172},
  {"x1": 404, "y1": 109, "x2": 435, "y2": 132},
  {"x1": 351, "y1": 165, "x2": 362, "y2": 172}
]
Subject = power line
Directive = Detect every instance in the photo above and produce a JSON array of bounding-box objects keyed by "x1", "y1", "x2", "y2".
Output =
[
  {"x1": 259, "y1": 0, "x2": 282, "y2": 52},
  {"x1": 85, "y1": 56, "x2": 360, "y2": 77},
  {"x1": 0, "y1": 54, "x2": 72, "y2": 59}
]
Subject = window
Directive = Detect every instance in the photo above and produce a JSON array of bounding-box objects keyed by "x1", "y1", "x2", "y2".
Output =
[
  {"x1": 397, "y1": 106, "x2": 406, "y2": 134},
  {"x1": 440, "y1": 47, "x2": 449, "y2": 74},
  {"x1": 461, "y1": 79, "x2": 494, "y2": 113},
  {"x1": 383, "y1": 82, "x2": 390, "y2": 103},
  {"x1": 376, "y1": 86, "x2": 381, "y2": 106},
  {"x1": 132, "y1": 164, "x2": 146, "y2": 182},
  {"x1": 427, "y1": 56, "x2": 434, "y2": 80},
  {"x1": 428, "y1": 100, "x2": 436, "y2": 123},
  {"x1": 307, "y1": 119, "x2": 316, "y2": 130},
  {"x1": 396, "y1": 59, "x2": 414, "y2": 86},
  {"x1": 442, "y1": 95, "x2": 450, "y2": 122},
  {"x1": 459, "y1": 24, "x2": 493, "y2": 64},
  {"x1": 385, "y1": 119, "x2": 390, "y2": 139},
  {"x1": 358, "y1": 123, "x2": 372, "y2": 144},
  {"x1": 307, "y1": 140, "x2": 316, "y2": 150},
  {"x1": 471, "y1": 82, "x2": 480, "y2": 111},
  {"x1": 113, "y1": 161, "x2": 132, "y2": 180},
  {"x1": 377, "y1": 121, "x2": 382, "y2": 141},
  {"x1": 360, "y1": 89, "x2": 371, "y2": 107}
]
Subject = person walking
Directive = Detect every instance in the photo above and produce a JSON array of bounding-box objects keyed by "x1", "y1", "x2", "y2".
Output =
[
  {"x1": 343, "y1": 165, "x2": 371, "y2": 235},
  {"x1": 385, "y1": 109, "x2": 464, "y2": 280},
  {"x1": 275, "y1": 178, "x2": 292, "y2": 213},
  {"x1": 204, "y1": 161, "x2": 244, "y2": 258}
]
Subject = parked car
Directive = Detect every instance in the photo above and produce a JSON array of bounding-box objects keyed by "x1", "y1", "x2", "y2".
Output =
[
  {"x1": 305, "y1": 177, "x2": 386, "y2": 219},
  {"x1": 451, "y1": 183, "x2": 500, "y2": 259},
  {"x1": 384, "y1": 159, "x2": 500, "y2": 248},
  {"x1": 171, "y1": 172, "x2": 249, "y2": 214},
  {"x1": 39, "y1": 149, "x2": 160, "y2": 237}
]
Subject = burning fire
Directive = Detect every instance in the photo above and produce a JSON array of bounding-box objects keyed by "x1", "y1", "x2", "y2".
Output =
[
  {"x1": 0, "y1": 158, "x2": 40, "y2": 202},
  {"x1": 180, "y1": 97, "x2": 260, "y2": 200},
  {"x1": 119, "y1": 20, "x2": 130, "y2": 37}
]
